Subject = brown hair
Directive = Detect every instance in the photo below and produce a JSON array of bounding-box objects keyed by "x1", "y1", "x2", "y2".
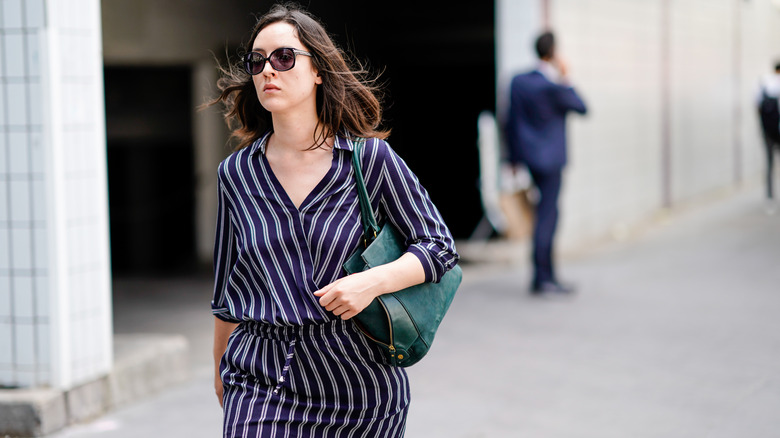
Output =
[{"x1": 209, "y1": 3, "x2": 389, "y2": 150}]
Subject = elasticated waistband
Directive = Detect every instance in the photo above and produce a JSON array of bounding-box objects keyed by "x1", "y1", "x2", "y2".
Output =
[{"x1": 240, "y1": 318, "x2": 349, "y2": 342}]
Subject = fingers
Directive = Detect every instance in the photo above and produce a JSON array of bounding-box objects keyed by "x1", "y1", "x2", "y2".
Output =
[
  {"x1": 314, "y1": 283, "x2": 337, "y2": 308},
  {"x1": 215, "y1": 384, "x2": 224, "y2": 408},
  {"x1": 321, "y1": 292, "x2": 347, "y2": 312},
  {"x1": 314, "y1": 278, "x2": 353, "y2": 309},
  {"x1": 313, "y1": 282, "x2": 333, "y2": 297},
  {"x1": 313, "y1": 274, "x2": 373, "y2": 319},
  {"x1": 331, "y1": 304, "x2": 348, "y2": 317},
  {"x1": 330, "y1": 305, "x2": 356, "y2": 320},
  {"x1": 339, "y1": 310, "x2": 357, "y2": 320},
  {"x1": 317, "y1": 290, "x2": 338, "y2": 309},
  {"x1": 315, "y1": 288, "x2": 361, "y2": 318}
]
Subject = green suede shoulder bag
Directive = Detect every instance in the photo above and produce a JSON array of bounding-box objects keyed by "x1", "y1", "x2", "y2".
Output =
[{"x1": 342, "y1": 139, "x2": 462, "y2": 367}]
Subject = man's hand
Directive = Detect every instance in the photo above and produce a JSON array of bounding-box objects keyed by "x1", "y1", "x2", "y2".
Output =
[{"x1": 553, "y1": 56, "x2": 569, "y2": 78}]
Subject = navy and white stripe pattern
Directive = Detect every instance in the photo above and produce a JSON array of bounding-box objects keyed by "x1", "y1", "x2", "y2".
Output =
[
  {"x1": 221, "y1": 320, "x2": 410, "y2": 437},
  {"x1": 212, "y1": 133, "x2": 459, "y2": 437}
]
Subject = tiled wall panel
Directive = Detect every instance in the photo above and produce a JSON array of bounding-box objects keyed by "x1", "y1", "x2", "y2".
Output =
[
  {"x1": 1, "y1": 0, "x2": 49, "y2": 388},
  {"x1": 0, "y1": 0, "x2": 111, "y2": 389},
  {"x1": 48, "y1": 0, "x2": 112, "y2": 389}
]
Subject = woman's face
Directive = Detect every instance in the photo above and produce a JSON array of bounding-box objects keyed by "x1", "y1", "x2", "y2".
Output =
[{"x1": 251, "y1": 22, "x2": 321, "y2": 116}]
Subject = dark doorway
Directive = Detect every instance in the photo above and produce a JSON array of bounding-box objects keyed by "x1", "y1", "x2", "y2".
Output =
[
  {"x1": 302, "y1": 2, "x2": 495, "y2": 237},
  {"x1": 104, "y1": 66, "x2": 196, "y2": 275}
]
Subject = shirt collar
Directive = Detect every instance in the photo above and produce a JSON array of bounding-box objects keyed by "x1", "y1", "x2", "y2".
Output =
[
  {"x1": 537, "y1": 60, "x2": 561, "y2": 83},
  {"x1": 333, "y1": 134, "x2": 355, "y2": 152},
  {"x1": 248, "y1": 131, "x2": 272, "y2": 156},
  {"x1": 249, "y1": 131, "x2": 354, "y2": 156}
]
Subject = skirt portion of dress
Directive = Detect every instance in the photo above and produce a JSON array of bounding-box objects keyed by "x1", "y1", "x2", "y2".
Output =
[{"x1": 220, "y1": 319, "x2": 410, "y2": 438}]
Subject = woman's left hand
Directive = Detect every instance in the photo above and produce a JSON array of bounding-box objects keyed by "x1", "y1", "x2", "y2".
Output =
[
  {"x1": 315, "y1": 253, "x2": 426, "y2": 320},
  {"x1": 314, "y1": 271, "x2": 382, "y2": 320}
]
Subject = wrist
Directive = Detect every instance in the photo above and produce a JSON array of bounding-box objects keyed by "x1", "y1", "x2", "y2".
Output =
[{"x1": 370, "y1": 265, "x2": 393, "y2": 298}]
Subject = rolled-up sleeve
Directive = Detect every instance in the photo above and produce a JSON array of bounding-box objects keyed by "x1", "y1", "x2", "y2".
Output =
[
  {"x1": 212, "y1": 171, "x2": 239, "y2": 322},
  {"x1": 376, "y1": 141, "x2": 459, "y2": 283}
]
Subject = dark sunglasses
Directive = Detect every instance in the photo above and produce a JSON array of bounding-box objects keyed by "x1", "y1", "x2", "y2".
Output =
[{"x1": 243, "y1": 48, "x2": 313, "y2": 75}]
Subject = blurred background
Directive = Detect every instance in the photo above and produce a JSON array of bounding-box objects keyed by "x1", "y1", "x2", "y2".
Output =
[
  {"x1": 1, "y1": 0, "x2": 780, "y2": 436},
  {"x1": 99, "y1": 0, "x2": 494, "y2": 275},
  {"x1": 96, "y1": 0, "x2": 780, "y2": 275}
]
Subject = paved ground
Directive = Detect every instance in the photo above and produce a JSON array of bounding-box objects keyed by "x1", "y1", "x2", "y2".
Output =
[{"x1": 50, "y1": 186, "x2": 780, "y2": 438}]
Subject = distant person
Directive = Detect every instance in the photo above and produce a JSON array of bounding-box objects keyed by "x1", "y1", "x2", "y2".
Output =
[
  {"x1": 757, "y1": 61, "x2": 780, "y2": 210},
  {"x1": 504, "y1": 31, "x2": 587, "y2": 296},
  {"x1": 207, "y1": 3, "x2": 458, "y2": 437}
]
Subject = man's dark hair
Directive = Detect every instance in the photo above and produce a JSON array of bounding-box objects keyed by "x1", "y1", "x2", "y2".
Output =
[{"x1": 535, "y1": 32, "x2": 555, "y2": 59}]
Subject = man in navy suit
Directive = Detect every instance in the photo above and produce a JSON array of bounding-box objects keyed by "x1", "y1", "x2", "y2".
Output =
[{"x1": 505, "y1": 31, "x2": 587, "y2": 295}]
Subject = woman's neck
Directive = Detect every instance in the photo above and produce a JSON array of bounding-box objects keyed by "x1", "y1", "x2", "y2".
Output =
[{"x1": 269, "y1": 108, "x2": 328, "y2": 152}]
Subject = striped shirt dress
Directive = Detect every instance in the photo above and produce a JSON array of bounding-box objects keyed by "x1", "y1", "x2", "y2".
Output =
[{"x1": 212, "y1": 133, "x2": 460, "y2": 438}]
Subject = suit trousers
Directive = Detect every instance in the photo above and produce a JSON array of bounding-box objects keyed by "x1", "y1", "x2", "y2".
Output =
[
  {"x1": 529, "y1": 168, "x2": 562, "y2": 286},
  {"x1": 764, "y1": 132, "x2": 779, "y2": 199}
]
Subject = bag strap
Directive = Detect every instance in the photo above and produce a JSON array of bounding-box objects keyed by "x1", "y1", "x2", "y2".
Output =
[{"x1": 350, "y1": 138, "x2": 381, "y2": 246}]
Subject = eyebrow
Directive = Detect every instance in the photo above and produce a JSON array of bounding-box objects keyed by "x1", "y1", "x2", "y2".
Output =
[
  {"x1": 250, "y1": 46, "x2": 286, "y2": 54},
  {"x1": 250, "y1": 46, "x2": 301, "y2": 54}
]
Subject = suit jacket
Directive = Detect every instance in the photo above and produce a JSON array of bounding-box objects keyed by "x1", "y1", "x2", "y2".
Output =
[{"x1": 505, "y1": 70, "x2": 587, "y2": 172}]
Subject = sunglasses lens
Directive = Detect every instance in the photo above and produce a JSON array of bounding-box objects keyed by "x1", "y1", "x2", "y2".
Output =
[
  {"x1": 244, "y1": 52, "x2": 265, "y2": 75},
  {"x1": 269, "y1": 48, "x2": 296, "y2": 71}
]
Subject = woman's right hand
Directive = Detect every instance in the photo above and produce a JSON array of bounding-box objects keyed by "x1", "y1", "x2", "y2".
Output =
[
  {"x1": 214, "y1": 372, "x2": 224, "y2": 407},
  {"x1": 213, "y1": 318, "x2": 239, "y2": 408}
]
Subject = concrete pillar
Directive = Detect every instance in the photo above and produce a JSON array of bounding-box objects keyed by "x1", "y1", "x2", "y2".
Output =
[
  {"x1": 192, "y1": 59, "x2": 230, "y2": 267},
  {"x1": 0, "y1": 0, "x2": 112, "y2": 390}
]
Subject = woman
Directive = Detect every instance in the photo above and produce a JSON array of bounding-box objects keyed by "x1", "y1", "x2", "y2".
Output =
[{"x1": 210, "y1": 4, "x2": 459, "y2": 437}]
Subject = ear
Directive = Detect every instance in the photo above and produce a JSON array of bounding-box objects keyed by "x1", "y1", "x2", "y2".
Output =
[{"x1": 314, "y1": 71, "x2": 323, "y2": 85}]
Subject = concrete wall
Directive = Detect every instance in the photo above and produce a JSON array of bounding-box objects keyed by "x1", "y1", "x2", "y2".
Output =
[
  {"x1": 101, "y1": 0, "x2": 255, "y2": 65},
  {"x1": 497, "y1": 0, "x2": 780, "y2": 251},
  {"x1": 101, "y1": 0, "x2": 252, "y2": 265},
  {"x1": 1, "y1": 0, "x2": 112, "y2": 389}
]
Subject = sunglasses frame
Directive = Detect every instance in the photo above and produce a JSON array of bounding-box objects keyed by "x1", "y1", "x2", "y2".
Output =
[{"x1": 243, "y1": 47, "x2": 313, "y2": 75}]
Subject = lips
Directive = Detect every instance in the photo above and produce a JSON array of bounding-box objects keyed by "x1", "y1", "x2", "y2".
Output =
[{"x1": 263, "y1": 84, "x2": 280, "y2": 92}]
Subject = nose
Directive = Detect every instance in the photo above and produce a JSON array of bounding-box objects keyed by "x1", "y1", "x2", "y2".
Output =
[{"x1": 261, "y1": 59, "x2": 277, "y2": 76}]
